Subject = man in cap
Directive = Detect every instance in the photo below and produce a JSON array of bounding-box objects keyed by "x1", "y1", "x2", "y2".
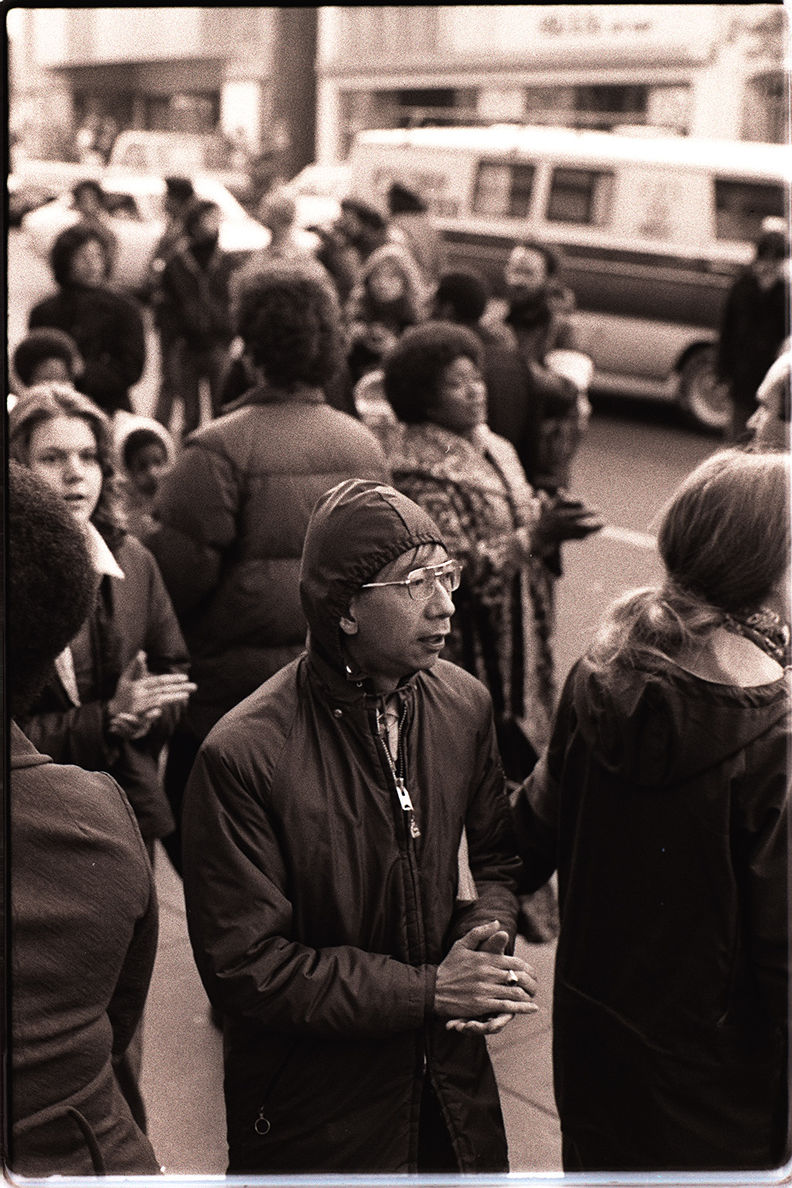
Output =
[{"x1": 182, "y1": 478, "x2": 537, "y2": 1175}]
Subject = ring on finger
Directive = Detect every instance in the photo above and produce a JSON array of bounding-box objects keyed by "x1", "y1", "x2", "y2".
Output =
[{"x1": 506, "y1": 969, "x2": 519, "y2": 986}]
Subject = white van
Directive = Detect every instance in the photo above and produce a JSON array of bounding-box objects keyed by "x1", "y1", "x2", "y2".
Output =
[{"x1": 347, "y1": 125, "x2": 790, "y2": 429}]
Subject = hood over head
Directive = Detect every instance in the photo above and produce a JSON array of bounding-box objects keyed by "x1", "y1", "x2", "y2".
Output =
[
  {"x1": 570, "y1": 653, "x2": 789, "y2": 788},
  {"x1": 300, "y1": 479, "x2": 446, "y2": 675},
  {"x1": 113, "y1": 412, "x2": 176, "y2": 473}
]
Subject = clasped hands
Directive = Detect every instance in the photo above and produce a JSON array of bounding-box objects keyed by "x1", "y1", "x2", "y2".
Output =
[
  {"x1": 434, "y1": 920, "x2": 538, "y2": 1036},
  {"x1": 107, "y1": 650, "x2": 197, "y2": 740}
]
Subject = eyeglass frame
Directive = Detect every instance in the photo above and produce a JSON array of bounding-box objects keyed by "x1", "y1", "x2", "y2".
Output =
[{"x1": 360, "y1": 558, "x2": 463, "y2": 602}]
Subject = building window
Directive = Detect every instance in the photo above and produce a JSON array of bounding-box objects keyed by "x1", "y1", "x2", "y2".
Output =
[
  {"x1": 546, "y1": 168, "x2": 614, "y2": 225},
  {"x1": 525, "y1": 83, "x2": 652, "y2": 131},
  {"x1": 742, "y1": 73, "x2": 789, "y2": 145},
  {"x1": 472, "y1": 161, "x2": 536, "y2": 218},
  {"x1": 714, "y1": 178, "x2": 786, "y2": 242}
]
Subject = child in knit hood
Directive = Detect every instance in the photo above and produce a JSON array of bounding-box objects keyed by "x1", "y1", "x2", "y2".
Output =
[{"x1": 113, "y1": 413, "x2": 176, "y2": 539}]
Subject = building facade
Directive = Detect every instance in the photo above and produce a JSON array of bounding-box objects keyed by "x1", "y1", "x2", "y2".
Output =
[
  {"x1": 8, "y1": 7, "x2": 317, "y2": 180},
  {"x1": 7, "y1": 5, "x2": 789, "y2": 175},
  {"x1": 315, "y1": 5, "x2": 789, "y2": 160}
]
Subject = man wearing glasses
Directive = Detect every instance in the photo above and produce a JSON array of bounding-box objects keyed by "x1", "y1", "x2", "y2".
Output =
[{"x1": 182, "y1": 479, "x2": 538, "y2": 1176}]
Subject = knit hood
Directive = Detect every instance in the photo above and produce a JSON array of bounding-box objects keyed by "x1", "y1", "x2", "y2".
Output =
[
  {"x1": 299, "y1": 479, "x2": 446, "y2": 677},
  {"x1": 112, "y1": 412, "x2": 176, "y2": 473}
]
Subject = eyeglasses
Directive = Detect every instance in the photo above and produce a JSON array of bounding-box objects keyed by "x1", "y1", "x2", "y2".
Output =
[{"x1": 360, "y1": 558, "x2": 463, "y2": 602}]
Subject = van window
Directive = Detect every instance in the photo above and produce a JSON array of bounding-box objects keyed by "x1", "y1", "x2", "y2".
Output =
[
  {"x1": 472, "y1": 161, "x2": 536, "y2": 218},
  {"x1": 714, "y1": 178, "x2": 786, "y2": 242},
  {"x1": 546, "y1": 168, "x2": 614, "y2": 225}
]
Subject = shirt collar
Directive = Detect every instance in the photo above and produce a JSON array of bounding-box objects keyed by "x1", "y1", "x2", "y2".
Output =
[{"x1": 86, "y1": 522, "x2": 125, "y2": 579}]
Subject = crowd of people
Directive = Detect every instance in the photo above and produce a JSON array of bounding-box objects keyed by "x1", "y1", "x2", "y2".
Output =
[{"x1": 6, "y1": 168, "x2": 791, "y2": 1179}]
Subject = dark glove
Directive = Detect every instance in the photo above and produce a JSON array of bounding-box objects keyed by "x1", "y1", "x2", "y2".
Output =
[{"x1": 534, "y1": 492, "x2": 603, "y2": 551}]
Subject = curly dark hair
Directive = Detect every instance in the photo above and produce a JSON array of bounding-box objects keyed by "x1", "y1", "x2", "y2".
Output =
[
  {"x1": 235, "y1": 264, "x2": 345, "y2": 389},
  {"x1": 434, "y1": 269, "x2": 489, "y2": 324},
  {"x1": 8, "y1": 383, "x2": 127, "y2": 548},
  {"x1": 49, "y1": 222, "x2": 112, "y2": 287},
  {"x1": 382, "y1": 321, "x2": 483, "y2": 423},
  {"x1": 8, "y1": 461, "x2": 96, "y2": 715},
  {"x1": 12, "y1": 327, "x2": 81, "y2": 387}
]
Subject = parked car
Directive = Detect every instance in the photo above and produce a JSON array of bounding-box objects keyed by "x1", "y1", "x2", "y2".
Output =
[
  {"x1": 283, "y1": 162, "x2": 351, "y2": 229},
  {"x1": 20, "y1": 174, "x2": 276, "y2": 296},
  {"x1": 8, "y1": 173, "x2": 65, "y2": 227}
]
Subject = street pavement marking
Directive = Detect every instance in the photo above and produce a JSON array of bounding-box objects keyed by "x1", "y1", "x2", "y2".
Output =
[{"x1": 599, "y1": 524, "x2": 657, "y2": 550}]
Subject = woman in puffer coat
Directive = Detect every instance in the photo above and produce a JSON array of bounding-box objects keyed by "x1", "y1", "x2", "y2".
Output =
[{"x1": 146, "y1": 264, "x2": 390, "y2": 872}]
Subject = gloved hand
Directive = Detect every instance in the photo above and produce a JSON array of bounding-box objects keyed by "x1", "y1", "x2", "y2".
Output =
[{"x1": 533, "y1": 492, "x2": 603, "y2": 552}]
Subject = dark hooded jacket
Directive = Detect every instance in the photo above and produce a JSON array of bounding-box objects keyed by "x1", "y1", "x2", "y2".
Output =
[
  {"x1": 182, "y1": 480, "x2": 521, "y2": 1174},
  {"x1": 513, "y1": 653, "x2": 790, "y2": 1173}
]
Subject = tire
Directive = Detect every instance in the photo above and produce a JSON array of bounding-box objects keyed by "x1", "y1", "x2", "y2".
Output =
[{"x1": 677, "y1": 346, "x2": 731, "y2": 433}]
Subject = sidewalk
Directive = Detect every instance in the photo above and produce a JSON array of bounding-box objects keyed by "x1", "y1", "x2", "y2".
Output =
[{"x1": 141, "y1": 845, "x2": 562, "y2": 1178}]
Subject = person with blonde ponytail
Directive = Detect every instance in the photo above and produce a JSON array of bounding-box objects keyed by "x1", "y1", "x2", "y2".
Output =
[{"x1": 513, "y1": 448, "x2": 790, "y2": 1174}]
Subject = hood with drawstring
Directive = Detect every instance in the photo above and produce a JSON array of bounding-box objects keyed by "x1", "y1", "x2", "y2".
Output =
[{"x1": 299, "y1": 478, "x2": 446, "y2": 675}]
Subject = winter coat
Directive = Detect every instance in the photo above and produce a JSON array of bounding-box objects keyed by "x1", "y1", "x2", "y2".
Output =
[
  {"x1": 344, "y1": 242, "x2": 430, "y2": 384},
  {"x1": 152, "y1": 238, "x2": 234, "y2": 347},
  {"x1": 500, "y1": 284, "x2": 586, "y2": 493},
  {"x1": 182, "y1": 480, "x2": 520, "y2": 1174},
  {"x1": 716, "y1": 269, "x2": 789, "y2": 412},
  {"x1": 513, "y1": 654, "x2": 790, "y2": 1172},
  {"x1": 9, "y1": 722, "x2": 160, "y2": 1176},
  {"x1": 17, "y1": 532, "x2": 190, "y2": 843},
  {"x1": 28, "y1": 283, "x2": 146, "y2": 415},
  {"x1": 146, "y1": 385, "x2": 390, "y2": 739}
]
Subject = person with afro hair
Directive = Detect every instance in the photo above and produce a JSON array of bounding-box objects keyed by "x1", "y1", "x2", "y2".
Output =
[
  {"x1": 27, "y1": 223, "x2": 146, "y2": 416},
  {"x1": 8, "y1": 462, "x2": 161, "y2": 1177},
  {"x1": 432, "y1": 268, "x2": 550, "y2": 485},
  {"x1": 10, "y1": 326, "x2": 84, "y2": 402},
  {"x1": 146, "y1": 262, "x2": 390, "y2": 874}
]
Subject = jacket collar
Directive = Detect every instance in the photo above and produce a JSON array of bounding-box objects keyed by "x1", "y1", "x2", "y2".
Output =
[
  {"x1": 86, "y1": 522, "x2": 125, "y2": 579},
  {"x1": 306, "y1": 636, "x2": 417, "y2": 714},
  {"x1": 222, "y1": 382, "x2": 327, "y2": 414}
]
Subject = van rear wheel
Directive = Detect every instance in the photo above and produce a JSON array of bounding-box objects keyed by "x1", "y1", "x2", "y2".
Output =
[{"x1": 678, "y1": 347, "x2": 730, "y2": 433}]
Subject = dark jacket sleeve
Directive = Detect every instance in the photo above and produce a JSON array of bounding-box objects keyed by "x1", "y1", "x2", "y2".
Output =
[
  {"x1": 147, "y1": 442, "x2": 241, "y2": 620},
  {"x1": 182, "y1": 738, "x2": 434, "y2": 1037},
  {"x1": 732, "y1": 729, "x2": 790, "y2": 1032},
  {"x1": 129, "y1": 541, "x2": 192, "y2": 750},
  {"x1": 448, "y1": 701, "x2": 522, "y2": 947},
  {"x1": 104, "y1": 775, "x2": 160, "y2": 1056},
  {"x1": 16, "y1": 699, "x2": 115, "y2": 771},
  {"x1": 510, "y1": 665, "x2": 580, "y2": 893}
]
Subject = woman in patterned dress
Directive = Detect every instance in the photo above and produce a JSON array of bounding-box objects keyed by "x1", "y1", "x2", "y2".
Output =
[{"x1": 376, "y1": 321, "x2": 601, "y2": 782}]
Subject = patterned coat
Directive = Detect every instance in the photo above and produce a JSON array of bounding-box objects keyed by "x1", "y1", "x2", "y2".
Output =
[{"x1": 386, "y1": 421, "x2": 555, "y2": 760}]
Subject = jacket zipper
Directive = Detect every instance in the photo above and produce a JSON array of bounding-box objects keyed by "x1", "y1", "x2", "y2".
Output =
[{"x1": 373, "y1": 700, "x2": 433, "y2": 1144}]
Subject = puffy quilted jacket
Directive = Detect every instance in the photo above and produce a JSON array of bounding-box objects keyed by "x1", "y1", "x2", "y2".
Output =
[{"x1": 146, "y1": 385, "x2": 389, "y2": 738}]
